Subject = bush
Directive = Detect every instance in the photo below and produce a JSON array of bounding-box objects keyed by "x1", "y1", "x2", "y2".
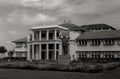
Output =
[{"x1": 0, "y1": 61, "x2": 120, "y2": 73}]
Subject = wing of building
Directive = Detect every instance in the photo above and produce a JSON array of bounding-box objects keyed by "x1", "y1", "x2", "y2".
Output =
[
  {"x1": 13, "y1": 22, "x2": 120, "y2": 61},
  {"x1": 12, "y1": 37, "x2": 27, "y2": 58}
]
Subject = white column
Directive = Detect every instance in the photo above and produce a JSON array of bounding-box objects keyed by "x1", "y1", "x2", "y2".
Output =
[
  {"x1": 100, "y1": 53, "x2": 104, "y2": 58},
  {"x1": 32, "y1": 32, "x2": 34, "y2": 41},
  {"x1": 39, "y1": 31, "x2": 41, "y2": 40},
  {"x1": 47, "y1": 44, "x2": 49, "y2": 60},
  {"x1": 32, "y1": 44, "x2": 34, "y2": 60},
  {"x1": 36, "y1": 45, "x2": 39, "y2": 60},
  {"x1": 27, "y1": 35, "x2": 30, "y2": 42},
  {"x1": 47, "y1": 30, "x2": 49, "y2": 40},
  {"x1": 59, "y1": 43, "x2": 62, "y2": 55},
  {"x1": 54, "y1": 43, "x2": 56, "y2": 60},
  {"x1": 39, "y1": 44, "x2": 41, "y2": 60},
  {"x1": 87, "y1": 53, "x2": 90, "y2": 58},
  {"x1": 27, "y1": 45, "x2": 30, "y2": 60},
  {"x1": 54, "y1": 29, "x2": 57, "y2": 40}
]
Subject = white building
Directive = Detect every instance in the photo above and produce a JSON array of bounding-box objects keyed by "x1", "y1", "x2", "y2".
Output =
[
  {"x1": 0, "y1": 53, "x2": 7, "y2": 59},
  {"x1": 12, "y1": 23, "x2": 120, "y2": 61},
  {"x1": 27, "y1": 23, "x2": 83, "y2": 61},
  {"x1": 12, "y1": 37, "x2": 27, "y2": 58},
  {"x1": 26, "y1": 23, "x2": 120, "y2": 61},
  {"x1": 76, "y1": 30, "x2": 120, "y2": 59}
]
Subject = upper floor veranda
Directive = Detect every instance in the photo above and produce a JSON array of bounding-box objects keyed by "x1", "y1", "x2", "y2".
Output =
[{"x1": 27, "y1": 24, "x2": 82, "y2": 42}]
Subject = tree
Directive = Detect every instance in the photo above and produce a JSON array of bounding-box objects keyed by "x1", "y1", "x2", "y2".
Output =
[
  {"x1": 8, "y1": 50, "x2": 14, "y2": 57},
  {"x1": 0, "y1": 46, "x2": 7, "y2": 53}
]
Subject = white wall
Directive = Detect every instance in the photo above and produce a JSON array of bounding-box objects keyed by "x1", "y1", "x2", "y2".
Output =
[
  {"x1": 77, "y1": 40, "x2": 120, "y2": 51},
  {"x1": 69, "y1": 31, "x2": 81, "y2": 40},
  {"x1": 69, "y1": 41, "x2": 78, "y2": 60},
  {"x1": 0, "y1": 53, "x2": 7, "y2": 58}
]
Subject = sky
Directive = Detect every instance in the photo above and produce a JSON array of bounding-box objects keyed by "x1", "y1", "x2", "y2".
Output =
[{"x1": 1, "y1": 0, "x2": 120, "y2": 50}]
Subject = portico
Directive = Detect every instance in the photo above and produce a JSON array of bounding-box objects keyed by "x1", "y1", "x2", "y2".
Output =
[
  {"x1": 28, "y1": 43, "x2": 60, "y2": 60},
  {"x1": 27, "y1": 25, "x2": 67, "y2": 61}
]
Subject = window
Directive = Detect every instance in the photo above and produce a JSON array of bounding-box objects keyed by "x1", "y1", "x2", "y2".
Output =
[
  {"x1": 78, "y1": 40, "x2": 87, "y2": 45},
  {"x1": 104, "y1": 40, "x2": 114, "y2": 45},
  {"x1": 30, "y1": 45, "x2": 32, "y2": 59},
  {"x1": 34, "y1": 31, "x2": 39, "y2": 41},
  {"x1": 118, "y1": 40, "x2": 120, "y2": 45},
  {"x1": 57, "y1": 30, "x2": 60, "y2": 39},
  {"x1": 41, "y1": 44, "x2": 47, "y2": 50},
  {"x1": 24, "y1": 45, "x2": 27, "y2": 48},
  {"x1": 90, "y1": 40, "x2": 100, "y2": 46},
  {"x1": 48, "y1": 44, "x2": 54, "y2": 50},
  {"x1": 29, "y1": 34, "x2": 32, "y2": 41},
  {"x1": 49, "y1": 30, "x2": 54, "y2": 40},
  {"x1": 56, "y1": 44, "x2": 59, "y2": 50},
  {"x1": 41, "y1": 31, "x2": 47, "y2": 40}
]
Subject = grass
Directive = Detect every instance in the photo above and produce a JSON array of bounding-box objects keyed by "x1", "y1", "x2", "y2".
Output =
[{"x1": 0, "y1": 60, "x2": 120, "y2": 73}]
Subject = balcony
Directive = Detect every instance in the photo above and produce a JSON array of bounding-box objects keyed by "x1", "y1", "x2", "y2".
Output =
[{"x1": 33, "y1": 29, "x2": 60, "y2": 41}]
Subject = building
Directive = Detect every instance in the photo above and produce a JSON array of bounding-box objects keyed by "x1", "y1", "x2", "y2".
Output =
[
  {"x1": 26, "y1": 22, "x2": 120, "y2": 61},
  {"x1": 12, "y1": 37, "x2": 27, "y2": 58},
  {"x1": 0, "y1": 46, "x2": 7, "y2": 59},
  {"x1": 0, "y1": 53, "x2": 7, "y2": 59},
  {"x1": 12, "y1": 22, "x2": 120, "y2": 61},
  {"x1": 27, "y1": 23, "x2": 84, "y2": 61},
  {"x1": 76, "y1": 30, "x2": 120, "y2": 59}
]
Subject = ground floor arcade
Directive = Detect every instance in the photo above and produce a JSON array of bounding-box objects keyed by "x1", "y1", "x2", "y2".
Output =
[{"x1": 27, "y1": 43, "x2": 62, "y2": 60}]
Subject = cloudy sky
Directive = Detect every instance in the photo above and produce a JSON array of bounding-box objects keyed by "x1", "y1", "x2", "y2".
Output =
[{"x1": 1, "y1": 0, "x2": 120, "y2": 50}]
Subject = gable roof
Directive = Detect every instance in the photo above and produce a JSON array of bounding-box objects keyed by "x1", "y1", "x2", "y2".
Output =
[
  {"x1": 79, "y1": 24, "x2": 116, "y2": 31},
  {"x1": 59, "y1": 23, "x2": 84, "y2": 31},
  {"x1": 76, "y1": 30, "x2": 120, "y2": 40},
  {"x1": 12, "y1": 37, "x2": 27, "y2": 43}
]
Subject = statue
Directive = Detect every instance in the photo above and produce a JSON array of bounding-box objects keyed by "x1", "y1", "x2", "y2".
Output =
[{"x1": 59, "y1": 34, "x2": 69, "y2": 55}]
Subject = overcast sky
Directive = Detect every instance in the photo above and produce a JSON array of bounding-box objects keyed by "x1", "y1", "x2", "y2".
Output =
[{"x1": 1, "y1": 0, "x2": 120, "y2": 50}]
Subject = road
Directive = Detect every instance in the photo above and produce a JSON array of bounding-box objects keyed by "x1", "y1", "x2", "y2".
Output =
[{"x1": 0, "y1": 68, "x2": 119, "y2": 79}]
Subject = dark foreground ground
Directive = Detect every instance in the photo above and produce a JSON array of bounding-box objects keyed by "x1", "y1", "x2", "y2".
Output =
[{"x1": 0, "y1": 68, "x2": 120, "y2": 79}]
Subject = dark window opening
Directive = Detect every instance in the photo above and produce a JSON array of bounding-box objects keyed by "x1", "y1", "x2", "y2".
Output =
[
  {"x1": 41, "y1": 31, "x2": 47, "y2": 40},
  {"x1": 49, "y1": 30, "x2": 54, "y2": 40},
  {"x1": 34, "y1": 31, "x2": 39, "y2": 41},
  {"x1": 49, "y1": 44, "x2": 54, "y2": 50},
  {"x1": 41, "y1": 44, "x2": 47, "y2": 50}
]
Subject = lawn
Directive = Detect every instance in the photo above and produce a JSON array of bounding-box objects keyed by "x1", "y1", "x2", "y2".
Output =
[{"x1": 0, "y1": 68, "x2": 120, "y2": 79}]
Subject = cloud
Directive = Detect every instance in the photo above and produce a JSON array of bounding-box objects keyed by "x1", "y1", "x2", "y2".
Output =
[
  {"x1": 0, "y1": 0, "x2": 67, "y2": 10},
  {"x1": 8, "y1": 30, "x2": 18, "y2": 35},
  {"x1": 5, "y1": 11, "x2": 58, "y2": 25}
]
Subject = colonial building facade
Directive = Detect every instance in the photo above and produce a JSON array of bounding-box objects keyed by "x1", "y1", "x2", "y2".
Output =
[
  {"x1": 76, "y1": 30, "x2": 120, "y2": 59},
  {"x1": 12, "y1": 37, "x2": 27, "y2": 58},
  {"x1": 13, "y1": 23, "x2": 120, "y2": 61}
]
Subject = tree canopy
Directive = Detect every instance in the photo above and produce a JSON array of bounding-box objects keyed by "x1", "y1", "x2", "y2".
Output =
[{"x1": 0, "y1": 46, "x2": 7, "y2": 53}]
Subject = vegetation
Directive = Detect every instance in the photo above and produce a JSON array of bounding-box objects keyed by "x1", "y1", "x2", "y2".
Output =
[
  {"x1": 7, "y1": 50, "x2": 14, "y2": 57},
  {"x1": 0, "y1": 46, "x2": 7, "y2": 53},
  {"x1": 0, "y1": 60, "x2": 120, "y2": 73}
]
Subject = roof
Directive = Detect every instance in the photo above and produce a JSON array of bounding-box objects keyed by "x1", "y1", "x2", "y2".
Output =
[
  {"x1": 12, "y1": 37, "x2": 27, "y2": 43},
  {"x1": 31, "y1": 25, "x2": 69, "y2": 30},
  {"x1": 76, "y1": 30, "x2": 120, "y2": 40},
  {"x1": 59, "y1": 23, "x2": 84, "y2": 31},
  {"x1": 79, "y1": 24, "x2": 116, "y2": 31}
]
